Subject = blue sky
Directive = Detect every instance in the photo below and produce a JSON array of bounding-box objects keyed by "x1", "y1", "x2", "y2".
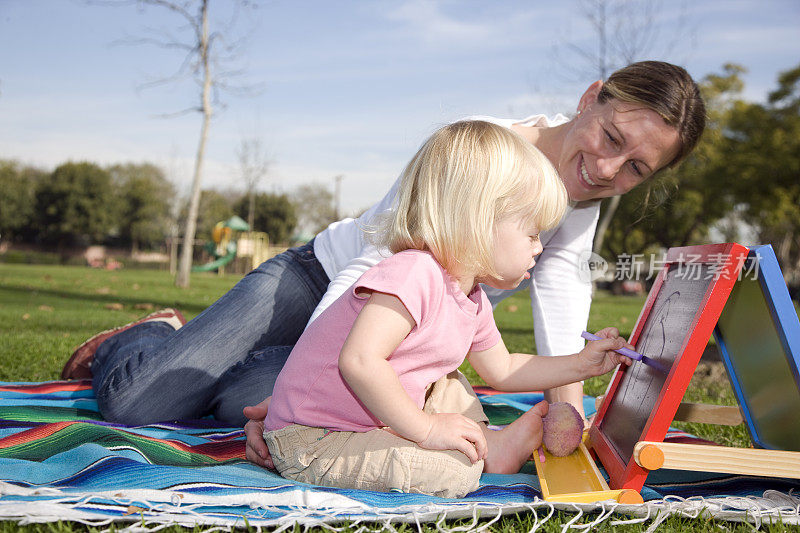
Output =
[{"x1": 2, "y1": 1, "x2": 799, "y2": 214}]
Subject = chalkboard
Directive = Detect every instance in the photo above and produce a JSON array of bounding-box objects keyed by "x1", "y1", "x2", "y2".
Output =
[
  {"x1": 589, "y1": 243, "x2": 749, "y2": 491},
  {"x1": 602, "y1": 262, "x2": 713, "y2": 463},
  {"x1": 714, "y1": 245, "x2": 800, "y2": 451}
]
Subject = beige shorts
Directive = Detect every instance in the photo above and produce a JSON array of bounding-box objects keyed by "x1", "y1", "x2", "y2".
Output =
[{"x1": 264, "y1": 371, "x2": 488, "y2": 498}]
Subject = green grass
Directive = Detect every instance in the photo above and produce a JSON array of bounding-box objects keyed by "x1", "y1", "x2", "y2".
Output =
[
  {"x1": 466, "y1": 289, "x2": 648, "y2": 396},
  {"x1": 0, "y1": 264, "x2": 793, "y2": 532},
  {"x1": 0, "y1": 264, "x2": 235, "y2": 381}
]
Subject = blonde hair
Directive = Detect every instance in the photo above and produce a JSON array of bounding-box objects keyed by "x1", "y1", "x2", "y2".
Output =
[{"x1": 375, "y1": 120, "x2": 567, "y2": 280}]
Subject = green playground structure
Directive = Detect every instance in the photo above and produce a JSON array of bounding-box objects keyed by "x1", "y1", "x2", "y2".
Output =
[
  {"x1": 192, "y1": 215, "x2": 250, "y2": 273},
  {"x1": 192, "y1": 240, "x2": 238, "y2": 272}
]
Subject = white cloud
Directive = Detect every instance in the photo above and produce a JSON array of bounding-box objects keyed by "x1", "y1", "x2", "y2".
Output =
[{"x1": 383, "y1": 0, "x2": 492, "y2": 44}]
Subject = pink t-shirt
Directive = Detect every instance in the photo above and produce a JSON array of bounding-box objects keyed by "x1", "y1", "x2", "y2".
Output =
[{"x1": 265, "y1": 249, "x2": 501, "y2": 432}]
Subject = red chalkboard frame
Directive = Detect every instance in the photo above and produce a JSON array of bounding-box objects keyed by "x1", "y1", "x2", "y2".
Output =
[{"x1": 589, "y1": 243, "x2": 749, "y2": 491}]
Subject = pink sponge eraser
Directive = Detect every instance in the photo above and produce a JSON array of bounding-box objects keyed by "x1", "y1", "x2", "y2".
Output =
[{"x1": 541, "y1": 402, "x2": 583, "y2": 457}]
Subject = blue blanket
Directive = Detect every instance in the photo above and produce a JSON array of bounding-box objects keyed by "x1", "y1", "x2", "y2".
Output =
[{"x1": 0, "y1": 381, "x2": 796, "y2": 528}]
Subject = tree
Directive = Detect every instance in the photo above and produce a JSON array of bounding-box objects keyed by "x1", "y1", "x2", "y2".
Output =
[
  {"x1": 0, "y1": 161, "x2": 42, "y2": 243},
  {"x1": 236, "y1": 138, "x2": 271, "y2": 231},
  {"x1": 291, "y1": 183, "x2": 337, "y2": 236},
  {"x1": 115, "y1": 0, "x2": 259, "y2": 287},
  {"x1": 35, "y1": 162, "x2": 117, "y2": 248},
  {"x1": 108, "y1": 163, "x2": 176, "y2": 252},
  {"x1": 178, "y1": 189, "x2": 234, "y2": 242},
  {"x1": 551, "y1": 0, "x2": 695, "y2": 255},
  {"x1": 165, "y1": 0, "x2": 212, "y2": 287},
  {"x1": 721, "y1": 64, "x2": 800, "y2": 290},
  {"x1": 233, "y1": 192, "x2": 296, "y2": 244}
]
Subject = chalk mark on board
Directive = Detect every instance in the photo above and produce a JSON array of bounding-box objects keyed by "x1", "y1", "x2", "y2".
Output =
[{"x1": 618, "y1": 290, "x2": 680, "y2": 419}]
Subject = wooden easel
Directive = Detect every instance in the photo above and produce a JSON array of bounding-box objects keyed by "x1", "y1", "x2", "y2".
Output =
[
  {"x1": 533, "y1": 393, "x2": 800, "y2": 504},
  {"x1": 531, "y1": 433, "x2": 644, "y2": 504},
  {"x1": 634, "y1": 440, "x2": 800, "y2": 478},
  {"x1": 534, "y1": 244, "x2": 800, "y2": 502},
  {"x1": 628, "y1": 245, "x2": 800, "y2": 480},
  {"x1": 599, "y1": 396, "x2": 800, "y2": 480}
]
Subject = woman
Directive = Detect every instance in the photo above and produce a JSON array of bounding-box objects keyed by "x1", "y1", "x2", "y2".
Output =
[{"x1": 62, "y1": 60, "x2": 705, "y2": 466}]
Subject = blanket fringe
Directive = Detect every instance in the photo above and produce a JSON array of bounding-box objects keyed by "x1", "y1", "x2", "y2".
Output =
[{"x1": 1, "y1": 482, "x2": 798, "y2": 531}]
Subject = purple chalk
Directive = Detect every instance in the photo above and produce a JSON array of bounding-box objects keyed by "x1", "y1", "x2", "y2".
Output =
[{"x1": 581, "y1": 331, "x2": 669, "y2": 373}]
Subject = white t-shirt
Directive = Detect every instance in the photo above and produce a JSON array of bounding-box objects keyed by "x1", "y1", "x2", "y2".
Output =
[{"x1": 312, "y1": 114, "x2": 600, "y2": 357}]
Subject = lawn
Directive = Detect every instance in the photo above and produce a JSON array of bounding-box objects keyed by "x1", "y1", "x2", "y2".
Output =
[
  {"x1": 0, "y1": 264, "x2": 235, "y2": 382},
  {"x1": 0, "y1": 263, "x2": 790, "y2": 532}
]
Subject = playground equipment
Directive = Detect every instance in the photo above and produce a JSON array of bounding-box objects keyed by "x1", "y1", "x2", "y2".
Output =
[
  {"x1": 192, "y1": 216, "x2": 248, "y2": 273},
  {"x1": 191, "y1": 216, "x2": 269, "y2": 274},
  {"x1": 236, "y1": 231, "x2": 270, "y2": 272}
]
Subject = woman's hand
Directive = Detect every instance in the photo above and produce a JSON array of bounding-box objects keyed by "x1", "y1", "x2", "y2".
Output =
[
  {"x1": 578, "y1": 327, "x2": 633, "y2": 376},
  {"x1": 243, "y1": 397, "x2": 274, "y2": 469},
  {"x1": 417, "y1": 413, "x2": 488, "y2": 464}
]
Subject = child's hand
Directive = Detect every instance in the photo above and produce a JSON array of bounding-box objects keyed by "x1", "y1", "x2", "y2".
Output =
[
  {"x1": 243, "y1": 396, "x2": 274, "y2": 470},
  {"x1": 417, "y1": 413, "x2": 488, "y2": 464},
  {"x1": 578, "y1": 327, "x2": 633, "y2": 376}
]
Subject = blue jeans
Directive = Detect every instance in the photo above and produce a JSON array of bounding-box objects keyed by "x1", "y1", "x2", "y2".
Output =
[{"x1": 92, "y1": 239, "x2": 330, "y2": 426}]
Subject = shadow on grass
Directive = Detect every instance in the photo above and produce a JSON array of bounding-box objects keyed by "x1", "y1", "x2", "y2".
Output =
[{"x1": 0, "y1": 284, "x2": 211, "y2": 316}]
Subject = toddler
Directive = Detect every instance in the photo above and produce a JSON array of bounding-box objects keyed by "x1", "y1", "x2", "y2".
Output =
[{"x1": 263, "y1": 120, "x2": 631, "y2": 498}]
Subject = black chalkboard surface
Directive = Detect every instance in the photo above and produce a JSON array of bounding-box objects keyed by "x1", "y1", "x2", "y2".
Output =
[
  {"x1": 589, "y1": 243, "x2": 749, "y2": 491},
  {"x1": 601, "y1": 263, "x2": 714, "y2": 463}
]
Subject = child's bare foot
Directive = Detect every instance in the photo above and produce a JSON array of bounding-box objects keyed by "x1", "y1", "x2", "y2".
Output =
[{"x1": 482, "y1": 401, "x2": 548, "y2": 474}]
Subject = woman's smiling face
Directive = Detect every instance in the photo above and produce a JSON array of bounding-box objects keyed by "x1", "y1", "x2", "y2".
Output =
[{"x1": 557, "y1": 81, "x2": 682, "y2": 202}]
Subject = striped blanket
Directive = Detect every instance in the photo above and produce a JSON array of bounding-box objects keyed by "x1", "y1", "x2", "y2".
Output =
[{"x1": 0, "y1": 381, "x2": 797, "y2": 529}]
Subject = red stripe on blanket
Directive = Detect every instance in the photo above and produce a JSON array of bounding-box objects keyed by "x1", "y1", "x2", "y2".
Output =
[
  {"x1": 0, "y1": 380, "x2": 93, "y2": 394},
  {"x1": 0, "y1": 420, "x2": 73, "y2": 444},
  {"x1": 0, "y1": 420, "x2": 246, "y2": 461},
  {"x1": 473, "y1": 386, "x2": 542, "y2": 396}
]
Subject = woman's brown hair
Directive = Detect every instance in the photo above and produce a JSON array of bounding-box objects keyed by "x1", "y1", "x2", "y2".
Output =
[{"x1": 599, "y1": 60, "x2": 706, "y2": 168}]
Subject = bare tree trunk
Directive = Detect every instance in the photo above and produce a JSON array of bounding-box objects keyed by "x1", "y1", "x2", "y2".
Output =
[
  {"x1": 569, "y1": 0, "x2": 692, "y2": 256},
  {"x1": 248, "y1": 190, "x2": 255, "y2": 231},
  {"x1": 590, "y1": 0, "x2": 611, "y2": 256},
  {"x1": 236, "y1": 138, "x2": 270, "y2": 233},
  {"x1": 111, "y1": 0, "x2": 256, "y2": 285},
  {"x1": 175, "y1": 0, "x2": 212, "y2": 288},
  {"x1": 597, "y1": 0, "x2": 607, "y2": 79},
  {"x1": 777, "y1": 229, "x2": 793, "y2": 284},
  {"x1": 333, "y1": 174, "x2": 343, "y2": 220},
  {"x1": 792, "y1": 233, "x2": 800, "y2": 290},
  {"x1": 593, "y1": 195, "x2": 620, "y2": 254}
]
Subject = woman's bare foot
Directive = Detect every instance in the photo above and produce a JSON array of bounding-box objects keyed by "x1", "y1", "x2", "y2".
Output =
[
  {"x1": 544, "y1": 382, "x2": 586, "y2": 421},
  {"x1": 481, "y1": 401, "x2": 548, "y2": 474}
]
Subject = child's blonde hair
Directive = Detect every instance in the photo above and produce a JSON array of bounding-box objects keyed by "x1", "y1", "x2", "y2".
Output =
[{"x1": 377, "y1": 120, "x2": 567, "y2": 280}]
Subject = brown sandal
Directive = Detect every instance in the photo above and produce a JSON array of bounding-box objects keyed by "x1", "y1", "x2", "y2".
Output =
[{"x1": 60, "y1": 308, "x2": 187, "y2": 380}]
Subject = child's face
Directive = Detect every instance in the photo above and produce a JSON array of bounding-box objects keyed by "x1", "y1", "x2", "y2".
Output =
[{"x1": 482, "y1": 216, "x2": 542, "y2": 291}]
